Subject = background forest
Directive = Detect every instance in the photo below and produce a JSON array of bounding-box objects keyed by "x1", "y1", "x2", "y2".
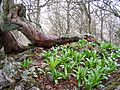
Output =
[{"x1": 13, "y1": 0, "x2": 120, "y2": 46}]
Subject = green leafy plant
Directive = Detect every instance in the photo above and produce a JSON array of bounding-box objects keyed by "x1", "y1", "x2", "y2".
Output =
[
  {"x1": 45, "y1": 56, "x2": 62, "y2": 84},
  {"x1": 78, "y1": 39, "x2": 88, "y2": 49},
  {"x1": 21, "y1": 58, "x2": 32, "y2": 69},
  {"x1": 88, "y1": 42, "x2": 98, "y2": 47},
  {"x1": 84, "y1": 67, "x2": 105, "y2": 90},
  {"x1": 85, "y1": 57, "x2": 97, "y2": 68},
  {"x1": 42, "y1": 41, "x2": 119, "y2": 89},
  {"x1": 100, "y1": 42, "x2": 115, "y2": 53},
  {"x1": 79, "y1": 39, "x2": 88, "y2": 45},
  {"x1": 75, "y1": 66, "x2": 88, "y2": 87}
]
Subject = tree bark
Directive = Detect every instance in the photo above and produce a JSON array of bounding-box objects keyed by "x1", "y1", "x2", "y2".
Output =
[
  {"x1": 0, "y1": 30, "x2": 25, "y2": 54},
  {"x1": 11, "y1": 18, "x2": 80, "y2": 48}
]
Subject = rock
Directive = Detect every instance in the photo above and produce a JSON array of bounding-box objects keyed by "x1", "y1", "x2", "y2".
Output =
[
  {"x1": 0, "y1": 70, "x2": 10, "y2": 89},
  {"x1": 29, "y1": 86, "x2": 40, "y2": 90},
  {"x1": 115, "y1": 85, "x2": 120, "y2": 90},
  {"x1": 15, "y1": 80, "x2": 40, "y2": 90},
  {"x1": 15, "y1": 84, "x2": 24, "y2": 90},
  {"x1": 17, "y1": 31, "x2": 31, "y2": 46}
]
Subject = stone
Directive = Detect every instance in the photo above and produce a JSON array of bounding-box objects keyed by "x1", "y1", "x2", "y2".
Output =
[
  {"x1": 29, "y1": 86, "x2": 40, "y2": 90},
  {"x1": 15, "y1": 81, "x2": 40, "y2": 90},
  {"x1": 115, "y1": 85, "x2": 120, "y2": 90},
  {"x1": 0, "y1": 70, "x2": 10, "y2": 89},
  {"x1": 15, "y1": 82, "x2": 24, "y2": 90}
]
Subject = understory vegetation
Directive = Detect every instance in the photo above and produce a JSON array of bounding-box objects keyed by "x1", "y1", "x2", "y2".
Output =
[
  {"x1": 2, "y1": 39, "x2": 120, "y2": 90},
  {"x1": 42, "y1": 39, "x2": 120, "y2": 90}
]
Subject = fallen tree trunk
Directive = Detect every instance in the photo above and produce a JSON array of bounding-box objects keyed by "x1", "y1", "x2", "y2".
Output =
[
  {"x1": 11, "y1": 18, "x2": 80, "y2": 48},
  {"x1": 11, "y1": 19, "x2": 59, "y2": 48}
]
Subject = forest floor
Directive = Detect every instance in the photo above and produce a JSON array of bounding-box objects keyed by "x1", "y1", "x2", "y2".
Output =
[{"x1": 0, "y1": 40, "x2": 120, "y2": 90}]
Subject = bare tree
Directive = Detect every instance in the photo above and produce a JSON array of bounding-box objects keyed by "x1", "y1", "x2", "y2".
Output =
[
  {"x1": 66, "y1": 0, "x2": 71, "y2": 34},
  {"x1": 93, "y1": 0, "x2": 120, "y2": 18}
]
